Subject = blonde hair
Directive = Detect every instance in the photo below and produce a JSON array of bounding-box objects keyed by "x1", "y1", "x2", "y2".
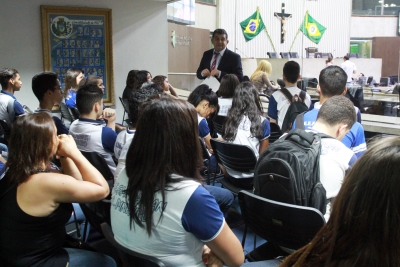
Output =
[{"x1": 250, "y1": 60, "x2": 272, "y2": 80}]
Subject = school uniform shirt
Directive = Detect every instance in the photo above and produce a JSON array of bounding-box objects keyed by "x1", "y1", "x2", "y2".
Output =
[
  {"x1": 0, "y1": 90, "x2": 25, "y2": 126},
  {"x1": 218, "y1": 98, "x2": 233, "y2": 116},
  {"x1": 65, "y1": 90, "x2": 77, "y2": 108},
  {"x1": 225, "y1": 116, "x2": 270, "y2": 179},
  {"x1": 69, "y1": 118, "x2": 117, "y2": 174},
  {"x1": 111, "y1": 172, "x2": 224, "y2": 267},
  {"x1": 292, "y1": 101, "x2": 366, "y2": 158},
  {"x1": 312, "y1": 130, "x2": 357, "y2": 221},
  {"x1": 268, "y1": 86, "x2": 312, "y2": 129},
  {"x1": 114, "y1": 129, "x2": 136, "y2": 160}
]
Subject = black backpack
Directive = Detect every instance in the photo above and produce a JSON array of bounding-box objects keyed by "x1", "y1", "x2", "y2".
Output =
[
  {"x1": 253, "y1": 129, "x2": 329, "y2": 214},
  {"x1": 280, "y1": 88, "x2": 308, "y2": 133}
]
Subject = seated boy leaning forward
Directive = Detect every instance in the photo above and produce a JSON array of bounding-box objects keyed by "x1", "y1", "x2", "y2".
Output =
[
  {"x1": 305, "y1": 95, "x2": 357, "y2": 221},
  {"x1": 292, "y1": 65, "x2": 366, "y2": 159},
  {"x1": 69, "y1": 84, "x2": 117, "y2": 175}
]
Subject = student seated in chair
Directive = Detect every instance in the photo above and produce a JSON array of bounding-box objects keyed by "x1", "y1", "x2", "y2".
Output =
[
  {"x1": 0, "y1": 68, "x2": 25, "y2": 127},
  {"x1": 114, "y1": 82, "x2": 163, "y2": 164},
  {"x1": 292, "y1": 66, "x2": 367, "y2": 159},
  {"x1": 303, "y1": 96, "x2": 357, "y2": 220},
  {"x1": 278, "y1": 136, "x2": 400, "y2": 267},
  {"x1": 222, "y1": 82, "x2": 271, "y2": 189},
  {"x1": 32, "y1": 71, "x2": 69, "y2": 135},
  {"x1": 69, "y1": 84, "x2": 117, "y2": 175}
]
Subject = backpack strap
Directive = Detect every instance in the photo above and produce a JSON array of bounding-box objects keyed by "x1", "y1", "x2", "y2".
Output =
[
  {"x1": 280, "y1": 87, "x2": 293, "y2": 103},
  {"x1": 295, "y1": 112, "x2": 306, "y2": 130},
  {"x1": 299, "y1": 90, "x2": 306, "y2": 103}
]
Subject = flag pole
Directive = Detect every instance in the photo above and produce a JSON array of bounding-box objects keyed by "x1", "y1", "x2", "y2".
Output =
[{"x1": 289, "y1": 11, "x2": 308, "y2": 52}]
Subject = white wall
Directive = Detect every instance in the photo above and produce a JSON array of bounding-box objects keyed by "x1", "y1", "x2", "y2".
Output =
[
  {"x1": 218, "y1": 0, "x2": 352, "y2": 59},
  {"x1": 190, "y1": 3, "x2": 217, "y2": 30},
  {"x1": 351, "y1": 16, "x2": 398, "y2": 38},
  {"x1": 0, "y1": 0, "x2": 168, "y2": 122}
]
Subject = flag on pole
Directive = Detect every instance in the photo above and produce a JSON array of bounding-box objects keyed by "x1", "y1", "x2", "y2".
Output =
[
  {"x1": 300, "y1": 12, "x2": 326, "y2": 44},
  {"x1": 240, "y1": 7, "x2": 266, "y2": 42}
]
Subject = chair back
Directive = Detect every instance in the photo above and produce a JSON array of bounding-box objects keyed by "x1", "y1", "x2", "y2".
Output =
[
  {"x1": 289, "y1": 52, "x2": 299, "y2": 58},
  {"x1": 60, "y1": 102, "x2": 74, "y2": 122},
  {"x1": 267, "y1": 52, "x2": 278, "y2": 58},
  {"x1": 238, "y1": 191, "x2": 325, "y2": 250},
  {"x1": 0, "y1": 120, "x2": 11, "y2": 142},
  {"x1": 100, "y1": 223, "x2": 166, "y2": 267},
  {"x1": 268, "y1": 122, "x2": 281, "y2": 144},
  {"x1": 81, "y1": 151, "x2": 114, "y2": 181},
  {"x1": 69, "y1": 107, "x2": 80, "y2": 121},
  {"x1": 212, "y1": 115, "x2": 225, "y2": 136},
  {"x1": 280, "y1": 52, "x2": 290, "y2": 58},
  {"x1": 210, "y1": 139, "x2": 257, "y2": 174}
]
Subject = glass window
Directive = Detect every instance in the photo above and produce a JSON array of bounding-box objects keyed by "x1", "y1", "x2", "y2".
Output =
[
  {"x1": 168, "y1": 0, "x2": 195, "y2": 25},
  {"x1": 352, "y1": 0, "x2": 400, "y2": 15},
  {"x1": 196, "y1": 0, "x2": 216, "y2": 5}
]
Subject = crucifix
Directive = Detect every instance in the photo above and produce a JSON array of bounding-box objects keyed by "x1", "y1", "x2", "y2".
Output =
[{"x1": 274, "y1": 3, "x2": 292, "y2": 43}]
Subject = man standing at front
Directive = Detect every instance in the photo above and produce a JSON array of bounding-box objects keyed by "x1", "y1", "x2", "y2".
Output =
[
  {"x1": 341, "y1": 56, "x2": 357, "y2": 84},
  {"x1": 197, "y1": 29, "x2": 243, "y2": 82}
]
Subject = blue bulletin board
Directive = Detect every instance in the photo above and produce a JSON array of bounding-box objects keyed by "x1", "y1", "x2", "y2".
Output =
[{"x1": 41, "y1": 6, "x2": 114, "y2": 105}]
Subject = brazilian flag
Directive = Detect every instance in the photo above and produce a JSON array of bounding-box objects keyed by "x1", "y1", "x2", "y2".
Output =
[
  {"x1": 240, "y1": 8, "x2": 265, "y2": 42},
  {"x1": 300, "y1": 12, "x2": 326, "y2": 44}
]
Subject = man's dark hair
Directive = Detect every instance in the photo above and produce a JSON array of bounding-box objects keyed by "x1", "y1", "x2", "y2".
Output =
[
  {"x1": 76, "y1": 84, "x2": 103, "y2": 114},
  {"x1": 0, "y1": 68, "x2": 19, "y2": 88},
  {"x1": 283, "y1": 61, "x2": 300, "y2": 83},
  {"x1": 344, "y1": 56, "x2": 349, "y2": 60},
  {"x1": 32, "y1": 72, "x2": 59, "y2": 102},
  {"x1": 318, "y1": 66, "x2": 347, "y2": 97},
  {"x1": 212, "y1": 29, "x2": 228, "y2": 40},
  {"x1": 317, "y1": 95, "x2": 356, "y2": 131},
  {"x1": 129, "y1": 82, "x2": 163, "y2": 127}
]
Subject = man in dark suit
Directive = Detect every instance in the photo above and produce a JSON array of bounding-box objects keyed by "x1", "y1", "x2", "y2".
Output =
[{"x1": 196, "y1": 29, "x2": 243, "y2": 82}]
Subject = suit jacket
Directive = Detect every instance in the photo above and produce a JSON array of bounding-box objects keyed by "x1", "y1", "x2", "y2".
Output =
[{"x1": 196, "y1": 49, "x2": 243, "y2": 82}]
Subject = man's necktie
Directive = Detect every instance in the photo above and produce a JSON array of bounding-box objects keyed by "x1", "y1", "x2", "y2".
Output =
[{"x1": 211, "y1": 52, "x2": 220, "y2": 71}]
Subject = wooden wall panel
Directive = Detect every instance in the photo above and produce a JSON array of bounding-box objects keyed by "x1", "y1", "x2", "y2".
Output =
[
  {"x1": 168, "y1": 23, "x2": 210, "y2": 73},
  {"x1": 372, "y1": 37, "x2": 400, "y2": 77}
]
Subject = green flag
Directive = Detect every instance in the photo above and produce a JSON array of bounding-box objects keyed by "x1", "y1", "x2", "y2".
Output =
[
  {"x1": 300, "y1": 12, "x2": 326, "y2": 44},
  {"x1": 240, "y1": 8, "x2": 265, "y2": 42}
]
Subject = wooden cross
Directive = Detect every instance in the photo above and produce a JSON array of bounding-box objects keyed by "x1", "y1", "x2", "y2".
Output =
[{"x1": 274, "y1": 3, "x2": 292, "y2": 43}]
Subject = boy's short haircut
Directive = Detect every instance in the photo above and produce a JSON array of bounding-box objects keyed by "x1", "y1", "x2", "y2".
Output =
[
  {"x1": 32, "y1": 72, "x2": 59, "y2": 101},
  {"x1": 76, "y1": 84, "x2": 103, "y2": 114},
  {"x1": 283, "y1": 61, "x2": 300, "y2": 84},
  {"x1": 318, "y1": 66, "x2": 347, "y2": 97},
  {"x1": 0, "y1": 68, "x2": 19, "y2": 88},
  {"x1": 317, "y1": 95, "x2": 356, "y2": 130}
]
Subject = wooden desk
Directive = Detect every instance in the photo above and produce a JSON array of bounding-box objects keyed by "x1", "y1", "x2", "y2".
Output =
[{"x1": 361, "y1": 114, "x2": 400, "y2": 135}]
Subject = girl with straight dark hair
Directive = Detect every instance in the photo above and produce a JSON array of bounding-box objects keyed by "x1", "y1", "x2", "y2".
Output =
[
  {"x1": 222, "y1": 82, "x2": 270, "y2": 188},
  {"x1": 111, "y1": 96, "x2": 244, "y2": 267}
]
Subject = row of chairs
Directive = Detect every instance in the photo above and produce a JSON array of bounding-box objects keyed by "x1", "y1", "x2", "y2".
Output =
[{"x1": 267, "y1": 52, "x2": 299, "y2": 59}]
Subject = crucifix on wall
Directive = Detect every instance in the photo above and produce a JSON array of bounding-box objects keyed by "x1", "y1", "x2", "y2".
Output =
[{"x1": 274, "y1": 3, "x2": 292, "y2": 43}]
